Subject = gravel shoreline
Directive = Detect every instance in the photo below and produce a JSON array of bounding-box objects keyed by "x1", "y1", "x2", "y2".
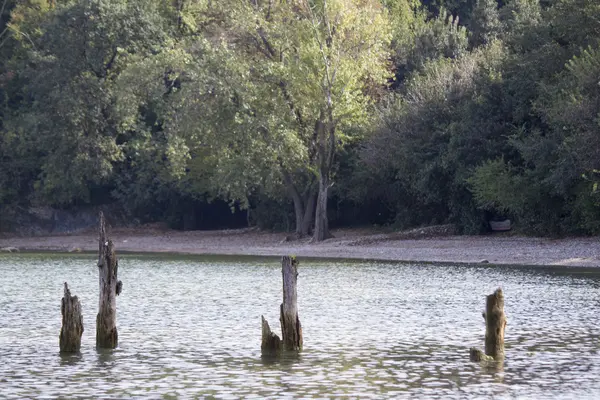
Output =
[{"x1": 1, "y1": 227, "x2": 599, "y2": 267}]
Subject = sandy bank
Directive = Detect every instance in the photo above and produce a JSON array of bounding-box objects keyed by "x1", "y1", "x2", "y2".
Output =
[{"x1": 1, "y1": 227, "x2": 599, "y2": 267}]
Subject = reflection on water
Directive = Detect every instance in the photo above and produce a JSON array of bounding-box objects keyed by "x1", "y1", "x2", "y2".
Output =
[
  {"x1": 1, "y1": 253, "x2": 600, "y2": 398},
  {"x1": 58, "y1": 352, "x2": 84, "y2": 367}
]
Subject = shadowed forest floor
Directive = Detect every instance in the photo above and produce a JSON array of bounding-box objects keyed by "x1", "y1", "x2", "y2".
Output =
[{"x1": 1, "y1": 226, "x2": 599, "y2": 267}]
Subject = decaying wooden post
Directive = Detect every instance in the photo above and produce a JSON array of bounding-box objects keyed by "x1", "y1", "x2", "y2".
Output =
[
  {"x1": 96, "y1": 212, "x2": 122, "y2": 349},
  {"x1": 280, "y1": 256, "x2": 302, "y2": 351},
  {"x1": 261, "y1": 256, "x2": 303, "y2": 356},
  {"x1": 261, "y1": 316, "x2": 282, "y2": 356},
  {"x1": 470, "y1": 288, "x2": 507, "y2": 362},
  {"x1": 484, "y1": 288, "x2": 507, "y2": 358},
  {"x1": 59, "y1": 282, "x2": 84, "y2": 353}
]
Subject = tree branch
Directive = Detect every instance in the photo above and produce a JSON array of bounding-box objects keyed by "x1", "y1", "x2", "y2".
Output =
[
  {"x1": 0, "y1": 0, "x2": 8, "y2": 24},
  {"x1": 104, "y1": 47, "x2": 119, "y2": 75},
  {"x1": 279, "y1": 80, "x2": 306, "y2": 129},
  {"x1": 257, "y1": 26, "x2": 276, "y2": 58},
  {"x1": 0, "y1": 31, "x2": 9, "y2": 49},
  {"x1": 9, "y1": 28, "x2": 36, "y2": 50},
  {"x1": 308, "y1": 5, "x2": 332, "y2": 90}
]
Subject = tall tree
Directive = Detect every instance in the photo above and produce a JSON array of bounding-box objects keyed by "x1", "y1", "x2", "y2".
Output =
[
  {"x1": 207, "y1": 0, "x2": 391, "y2": 240},
  {"x1": 391, "y1": 6, "x2": 468, "y2": 84},
  {"x1": 0, "y1": 0, "x2": 58, "y2": 207},
  {"x1": 364, "y1": 42, "x2": 508, "y2": 232},
  {"x1": 6, "y1": 0, "x2": 167, "y2": 205},
  {"x1": 469, "y1": 0, "x2": 501, "y2": 47}
]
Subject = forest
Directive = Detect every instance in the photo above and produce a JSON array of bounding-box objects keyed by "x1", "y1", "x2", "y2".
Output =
[{"x1": 0, "y1": 0, "x2": 598, "y2": 239}]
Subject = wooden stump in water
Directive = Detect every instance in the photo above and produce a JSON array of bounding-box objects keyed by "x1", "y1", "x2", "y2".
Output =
[
  {"x1": 59, "y1": 282, "x2": 84, "y2": 353},
  {"x1": 469, "y1": 348, "x2": 494, "y2": 362},
  {"x1": 261, "y1": 256, "x2": 303, "y2": 356},
  {"x1": 470, "y1": 288, "x2": 507, "y2": 362},
  {"x1": 96, "y1": 212, "x2": 122, "y2": 349},
  {"x1": 261, "y1": 316, "x2": 282, "y2": 356},
  {"x1": 280, "y1": 256, "x2": 302, "y2": 352},
  {"x1": 484, "y1": 288, "x2": 507, "y2": 359}
]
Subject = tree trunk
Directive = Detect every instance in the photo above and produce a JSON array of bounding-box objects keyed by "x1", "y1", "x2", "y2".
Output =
[
  {"x1": 313, "y1": 176, "x2": 332, "y2": 241},
  {"x1": 312, "y1": 119, "x2": 335, "y2": 242},
  {"x1": 291, "y1": 191, "x2": 305, "y2": 236},
  {"x1": 261, "y1": 315, "x2": 282, "y2": 356},
  {"x1": 284, "y1": 172, "x2": 305, "y2": 237},
  {"x1": 484, "y1": 288, "x2": 507, "y2": 359},
  {"x1": 59, "y1": 282, "x2": 84, "y2": 353},
  {"x1": 96, "y1": 212, "x2": 122, "y2": 349},
  {"x1": 300, "y1": 187, "x2": 317, "y2": 236},
  {"x1": 469, "y1": 288, "x2": 507, "y2": 362},
  {"x1": 280, "y1": 256, "x2": 302, "y2": 351},
  {"x1": 175, "y1": 0, "x2": 186, "y2": 32}
]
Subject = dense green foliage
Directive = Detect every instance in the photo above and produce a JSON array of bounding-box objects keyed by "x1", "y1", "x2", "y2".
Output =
[{"x1": 0, "y1": 0, "x2": 599, "y2": 236}]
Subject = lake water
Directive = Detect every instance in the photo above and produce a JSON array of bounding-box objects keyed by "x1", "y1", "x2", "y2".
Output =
[{"x1": 1, "y1": 253, "x2": 600, "y2": 399}]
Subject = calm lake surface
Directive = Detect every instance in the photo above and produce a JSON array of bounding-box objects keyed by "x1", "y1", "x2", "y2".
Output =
[{"x1": 1, "y1": 253, "x2": 600, "y2": 399}]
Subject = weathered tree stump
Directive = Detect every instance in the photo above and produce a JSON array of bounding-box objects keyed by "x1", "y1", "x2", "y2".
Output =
[
  {"x1": 469, "y1": 348, "x2": 494, "y2": 362},
  {"x1": 261, "y1": 315, "x2": 282, "y2": 356},
  {"x1": 469, "y1": 288, "x2": 507, "y2": 362},
  {"x1": 484, "y1": 288, "x2": 507, "y2": 358},
  {"x1": 261, "y1": 256, "x2": 303, "y2": 356},
  {"x1": 59, "y1": 282, "x2": 84, "y2": 353},
  {"x1": 96, "y1": 212, "x2": 122, "y2": 349},
  {"x1": 280, "y1": 256, "x2": 302, "y2": 351}
]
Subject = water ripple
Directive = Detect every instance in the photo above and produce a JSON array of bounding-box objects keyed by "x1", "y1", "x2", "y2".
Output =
[{"x1": 1, "y1": 254, "x2": 600, "y2": 398}]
